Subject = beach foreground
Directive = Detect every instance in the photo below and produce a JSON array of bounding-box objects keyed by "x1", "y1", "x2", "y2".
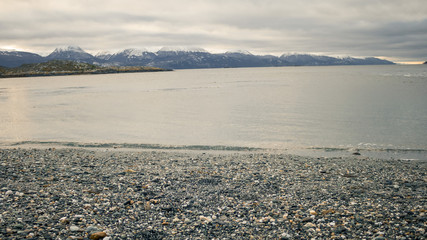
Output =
[{"x1": 0, "y1": 148, "x2": 425, "y2": 239}]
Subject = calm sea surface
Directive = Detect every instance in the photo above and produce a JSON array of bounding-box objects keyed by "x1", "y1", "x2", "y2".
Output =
[{"x1": 1, "y1": 65, "x2": 426, "y2": 159}]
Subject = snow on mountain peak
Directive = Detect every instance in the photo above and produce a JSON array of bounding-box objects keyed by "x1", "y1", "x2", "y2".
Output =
[
  {"x1": 121, "y1": 48, "x2": 149, "y2": 57},
  {"x1": 53, "y1": 45, "x2": 86, "y2": 53},
  {"x1": 96, "y1": 51, "x2": 112, "y2": 56},
  {"x1": 47, "y1": 45, "x2": 95, "y2": 60},
  {"x1": 225, "y1": 50, "x2": 253, "y2": 55},
  {"x1": 95, "y1": 51, "x2": 113, "y2": 60},
  {"x1": 158, "y1": 47, "x2": 207, "y2": 53}
]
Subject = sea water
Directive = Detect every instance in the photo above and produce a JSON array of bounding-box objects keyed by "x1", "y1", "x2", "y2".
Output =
[{"x1": 1, "y1": 65, "x2": 426, "y2": 159}]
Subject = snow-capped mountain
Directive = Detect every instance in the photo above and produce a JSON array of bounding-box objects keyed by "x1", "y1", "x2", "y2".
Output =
[
  {"x1": 102, "y1": 49, "x2": 156, "y2": 66},
  {"x1": 95, "y1": 51, "x2": 113, "y2": 60},
  {"x1": 279, "y1": 54, "x2": 394, "y2": 66},
  {"x1": 152, "y1": 47, "x2": 213, "y2": 68},
  {"x1": 46, "y1": 46, "x2": 95, "y2": 61},
  {"x1": 121, "y1": 48, "x2": 148, "y2": 57},
  {"x1": 279, "y1": 54, "x2": 339, "y2": 66},
  {"x1": 0, "y1": 45, "x2": 395, "y2": 69}
]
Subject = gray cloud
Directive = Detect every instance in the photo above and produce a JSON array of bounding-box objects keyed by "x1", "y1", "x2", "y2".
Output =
[{"x1": 0, "y1": 0, "x2": 426, "y2": 62}]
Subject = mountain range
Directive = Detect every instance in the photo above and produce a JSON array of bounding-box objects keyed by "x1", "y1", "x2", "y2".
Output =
[{"x1": 0, "y1": 46, "x2": 394, "y2": 69}]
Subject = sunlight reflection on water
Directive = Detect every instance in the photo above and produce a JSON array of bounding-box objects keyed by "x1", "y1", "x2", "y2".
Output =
[{"x1": 1, "y1": 65, "x2": 426, "y2": 159}]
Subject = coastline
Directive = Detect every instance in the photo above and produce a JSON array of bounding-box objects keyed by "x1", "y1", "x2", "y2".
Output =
[
  {"x1": 0, "y1": 66, "x2": 171, "y2": 79},
  {"x1": 1, "y1": 147, "x2": 425, "y2": 239}
]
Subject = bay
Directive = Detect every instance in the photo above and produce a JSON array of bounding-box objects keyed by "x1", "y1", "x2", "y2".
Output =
[{"x1": 1, "y1": 65, "x2": 426, "y2": 159}]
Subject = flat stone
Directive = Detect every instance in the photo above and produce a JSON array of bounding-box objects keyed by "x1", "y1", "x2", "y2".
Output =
[
  {"x1": 69, "y1": 225, "x2": 80, "y2": 232},
  {"x1": 303, "y1": 222, "x2": 316, "y2": 229},
  {"x1": 89, "y1": 231, "x2": 107, "y2": 240},
  {"x1": 199, "y1": 216, "x2": 213, "y2": 222},
  {"x1": 86, "y1": 226, "x2": 101, "y2": 233}
]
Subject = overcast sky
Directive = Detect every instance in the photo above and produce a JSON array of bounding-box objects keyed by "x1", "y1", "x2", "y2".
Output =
[{"x1": 1, "y1": 0, "x2": 426, "y2": 63}]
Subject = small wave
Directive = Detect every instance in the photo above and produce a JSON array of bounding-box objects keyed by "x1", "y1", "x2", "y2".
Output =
[
  {"x1": 381, "y1": 72, "x2": 427, "y2": 79},
  {"x1": 308, "y1": 146, "x2": 427, "y2": 153},
  {"x1": 9, "y1": 141, "x2": 261, "y2": 151},
  {"x1": 148, "y1": 86, "x2": 220, "y2": 92},
  {"x1": 308, "y1": 147, "x2": 350, "y2": 152},
  {"x1": 302, "y1": 146, "x2": 427, "y2": 161}
]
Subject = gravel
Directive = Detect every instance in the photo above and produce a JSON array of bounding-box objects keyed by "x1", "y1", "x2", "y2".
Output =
[{"x1": 0, "y1": 148, "x2": 426, "y2": 239}]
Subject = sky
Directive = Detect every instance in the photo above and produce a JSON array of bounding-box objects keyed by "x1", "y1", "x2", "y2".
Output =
[{"x1": 1, "y1": 0, "x2": 426, "y2": 63}]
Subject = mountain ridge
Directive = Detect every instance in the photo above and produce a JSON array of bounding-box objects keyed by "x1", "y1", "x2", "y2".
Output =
[{"x1": 0, "y1": 46, "x2": 395, "y2": 68}]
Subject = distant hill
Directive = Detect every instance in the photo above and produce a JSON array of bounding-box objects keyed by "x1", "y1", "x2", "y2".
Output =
[
  {"x1": 279, "y1": 54, "x2": 393, "y2": 66},
  {"x1": 0, "y1": 46, "x2": 395, "y2": 69},
  {"x1": 0, "y1": 60, "x2": 169, "y2": 78},
  {"x1": 0, "y1": 50, "x2": 44, "y2": 68}
]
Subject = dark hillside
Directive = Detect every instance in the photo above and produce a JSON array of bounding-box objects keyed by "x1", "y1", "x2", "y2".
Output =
[{"x1": 0, "y1": 60, "x2": 169, "y2": 78}]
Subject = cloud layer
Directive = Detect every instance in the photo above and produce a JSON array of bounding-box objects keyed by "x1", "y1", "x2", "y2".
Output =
[{"x1": 1, "y1": 0, "x2": 426, "y2": 62}]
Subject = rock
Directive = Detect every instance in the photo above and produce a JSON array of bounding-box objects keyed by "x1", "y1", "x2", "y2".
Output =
[
  {"x1": 343, "y1": 173, "x2": 357, "y2": 178},
  {"x1": 69, "y1": 236, "x2": 84, "y2": 240},
  {"x1": 373, "y1": 237, "x2": 385, "y2": 240},
  {"x1": 303, "y1": 222, "x2": 316, "y2": 229},
  {"x1": 144, "y1": 201, "x2": 151, "y2": 210},
  {"x1": 280, "y1": 232, "x2": 292, "y2": 239},
  {"x1": 322, "y1": 209, "x2": 335, "y2": 215},
  {"x1": 59, "y1": 217, "x2": 69, "y2": 224},
  {"x1": 86, "y1": 226, "x2": 101, "y2": 233},
  {"x1": 69, "y1": 225, "x2": 80, "y2": 232},
  {"x1": 199, "y1": 216, "x2": 213, "y2": 223},
  {"x1": 334, "y1": 226, "x2": 346, "y2": 233},
  {"x1": 15, "y1": 191, "x2": 24, "y2": 197},
  {"x1": 89, "y1": 231, "x2": 107, "y2": 240}
]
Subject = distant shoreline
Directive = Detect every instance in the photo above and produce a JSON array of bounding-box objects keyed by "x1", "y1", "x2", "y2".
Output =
[
  {"x1": 0, "y1": 60, "x2": 171, "y2": 79},
  {"x1": 0, "y1": 68, "x2": 172, "y2": 79}
]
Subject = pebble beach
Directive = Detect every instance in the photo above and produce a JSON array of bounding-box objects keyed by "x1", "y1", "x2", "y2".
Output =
[{"x1": 0, "y1": 148, "x2": 426, "y2": 239}]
